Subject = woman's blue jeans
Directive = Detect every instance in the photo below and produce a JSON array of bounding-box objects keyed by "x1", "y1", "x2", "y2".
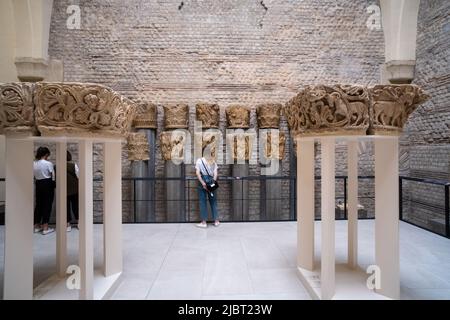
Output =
[{"x1": 198, "y1": 175, "x2": 218, "y2": 221}]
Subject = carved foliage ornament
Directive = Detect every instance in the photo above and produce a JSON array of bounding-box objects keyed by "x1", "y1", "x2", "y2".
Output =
[
  {"x1": 226, "y1": 105, "x2": 250, "y2": 129},
  {"x1": 369, "y1": 85, "x2": 429, "y2": 135},
  {"x1": 196, "y1": 103, "x2": 220, "y2": 129},
  {"x1": 127, "y1": 132, "x2": 150, "y2": 161},
  {"x1": 133, "y1": 102, "x2": 157, "y2": 129},
  {"x1": 284, "y1": 84, "x2": 429, "y2": 137},
  {"x1": 195, "y1": 131, "x2": 219, "y2": 160},
  {"x1": 263, "y1": 131, "x2": 286, "y2": 160},
  {"x1": 34, "y1": 82, "x2": 136, "y2": 138},
  {"x1": 257, "y1": 103, "x2": 282, "y2": 129},
  {"x1": 227, "y1": 132, "x2": 254, "y2": 161},
  {"x1": 284, "y1": 85, "x2": 370, "y2": 137},
  {"x1": 160, "y1": 130, "x2": 187, "y2": 161},
  {"x1": 0, "y1": 82, "x2": 36, "y2": 135},
  {"x1": 164, "y1": 104, "x2": 189, "y2": 129}
]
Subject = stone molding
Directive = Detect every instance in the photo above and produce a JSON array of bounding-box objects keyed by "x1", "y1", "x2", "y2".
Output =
[
  {"x1": 34, "y1": 82, "x2": 136, "y2": 138},
  {"x1": 127, "y1": 132, "x2": 150, "y2": 161},
  {"x1": 226, "y1": 105, "x2": 250, "y2": 129},
  {"x1": 369, "y1": 84, "x2": 429, "y2": 135},
  {"x1": 256, "y1": 103, "x2": 282, "y2": 129},
  {"x1": 163, "y1": 104, "x2": 189, "y2": 129},
  {"x1": 160, "y1": 130, "x2": 188, "y2": 161},
  {"x1": 0, "y1": 82, "x2": 36, "y2": 135},
  {"x1": 262, "y1": 130, "x2": 286, "y2": 160},
  {"x1": 1, "y1": 82, "x2": 429, "y2": 139},
  {"x1": 227, "y1": 131, "x2": 254, "y2": 161},
  {"x1": 382, "y1": 60, "x2": 416, "y2": 84},
  {"x1": 194, "y1": 131, "x2": 220, "y2": 160},
  {"x1": 284, "y1": 84, "x2": 428, "y2": 137},
  {"x1": 196, "y1": 103, "x2": 220, "y2": 129},
  {"x1": 133, "y1": 102, "x2": 157, "y2": 129}
]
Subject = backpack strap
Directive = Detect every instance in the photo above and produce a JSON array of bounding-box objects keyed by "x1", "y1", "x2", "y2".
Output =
[{"x1": 201, "y1": 158, "x2": 213, "y2": 177}]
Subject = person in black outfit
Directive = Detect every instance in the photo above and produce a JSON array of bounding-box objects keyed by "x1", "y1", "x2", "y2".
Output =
[
  {"x1": 66, "y1": 151, "x2": 79, "y2": 232},
  {"x1": 33, "y1": 147, "x2": 55, "y2": 235}
]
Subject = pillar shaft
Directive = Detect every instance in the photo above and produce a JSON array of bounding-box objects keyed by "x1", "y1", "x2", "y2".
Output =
[
  {"x1": 375, "y1": 137, "x2": 400, "y2": 299},
  {"x1": 263, "y1": 160, "x2": 282, "y2": 220},
  {"x1": 56, "y1": 141, "x2": 67, "y2": 277},
  {"x1": 347, "y1": 140, "x2": 358, "y2": 268},
  {"x1": 131, "y1": 161, "x2": 149, "y2": 222},
  {"x1": 232, "y1": 164, "x2": 249, "y2": 221},
  {"x1": 3, "y1": 138, "x2": 34, "y2": 300},
  {"x1": 146, "y1": 129, "x2": 156, "y2": 221},
  {"x1": 103, "y1": 141, "x2": 123, "y2": 276},
  {"x1": 321, "y1": 138, "x2": 335, "y2": 300},
  {"x1": 78, "y1": 140, "x2": 94, "y2": 300},
  {"x1": 297, "y1": 139, "x2": 315, "y2": 271},
  {"x1": 165, "y1": 162, "x2": 185, "y2": 222}
]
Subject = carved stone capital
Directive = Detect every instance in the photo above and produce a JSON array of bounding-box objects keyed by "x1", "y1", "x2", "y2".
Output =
[
  {"x1": 284, "y1": 85, "x2": 370, "y2": 137},
  {"x1": 256, "y1": 103, "x2": 282, "y2": 129},
  {"x1": 163, "y1": 104, "x2": 189, "y2": 129},
  {"x1": 226, "y1": 131, "x2": 254, "y2": 161},
  {"x1": 369, "y1": 84, "x2": 429, "y2": 135},
  {"x1": 34, "y1": 82, "x2": 136, "y2": 138},
  {"x1": 194, "y1": 131, "x2": 219, "y2": 160},
  {"x1": 226, "y1": 105, "x2": 250, "y2": 129},
  {"x1": 382, "y1": 60, "x2": 416, "y2": 84},
  {"x1": 15, "y1": 57, "x2": 48, "y2": 82},
  {"x1": 262, "y1": 131, "x2": 286, "y2": 160},
  {"x1": 133, "y1": 102, "x2": 157, "y2": 129},
  {"x1": 0, "y1": 82, "x2": 36, "y2": 135},
  {"x1": 127, "y1": 132, "x2": 150, "y2": 161},
  {"x1": 196, "y1": 103, "x2": 220, "y2": 129},
  {"x1": 160, "y1": 130, "x2": 188, "y2": 161}
]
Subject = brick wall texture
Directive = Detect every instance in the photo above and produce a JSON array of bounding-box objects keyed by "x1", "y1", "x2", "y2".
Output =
[
  {"x1": 402, "y1": 0, "x2": 450, "y2": 234},
  {"x1": 44, "y1": 0, "x2": 448, "y2": 225}
]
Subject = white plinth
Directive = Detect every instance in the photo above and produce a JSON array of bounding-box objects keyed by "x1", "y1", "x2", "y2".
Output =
[
  {"x1": 3, "y1": 135, "x2": 124, "y2": 300},
  {"x1": 33, "y1": 271, "x2": 122, "y2": 300},
  {"x1": 297, "y1": 264, "x2": 390, "y2": 300},
  {"x1": 295, "y1": 135, "x2": 400, "y2": 300}
]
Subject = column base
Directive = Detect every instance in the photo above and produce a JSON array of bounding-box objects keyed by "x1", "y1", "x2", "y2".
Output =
[
  {"x1": 33, "y1": 270, "x2": 122, "y2": 300},
  {"x1": 296, "y1": 264, "x2": 390, "y2": 300}
]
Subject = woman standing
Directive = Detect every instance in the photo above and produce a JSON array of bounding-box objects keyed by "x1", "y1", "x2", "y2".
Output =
[
  {"x1": 33, "y1": 146, "x2": 55, "y2": 235},
  {"x1": 195, "y1": 148, "x2": 220, "y2": 228},
  {"x1": 66, "y1": 151, "x2": 79, "y2": 232}
]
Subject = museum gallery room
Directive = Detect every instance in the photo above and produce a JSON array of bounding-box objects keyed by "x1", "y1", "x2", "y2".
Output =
[{"x1": 0, "y1": 0, "x2": 449, "y2": 303}]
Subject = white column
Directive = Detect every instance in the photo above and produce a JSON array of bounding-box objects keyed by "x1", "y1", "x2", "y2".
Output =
[
  {"x1": 320, "y1": 137, "x2": 335, "y2": 300},
  {"x1": 103, "y1": 141, "x2": 123, "y2": 276},
  {"x1": 78, "y1": 140, "x2": 94, "y2": 300},
  {"x1": 375, "y1": 137, "x2": 400, "y2": 299},
  {"x1": 347, "y1": 139, "x2": 358, "y2": 268},
  {"x1": 56, "y1": 141, "x2": 67, "y2": 277},
  {"x1": 297, "y1": 138, "x2": 315, "y2": 271},
  {"x1": 3, "y1": 138, "x2": 34, "y2": 299}
]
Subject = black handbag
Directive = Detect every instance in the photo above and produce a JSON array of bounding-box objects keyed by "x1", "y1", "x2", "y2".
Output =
[{"x1": 201, "y1": 159, "x2": 219, "y2": 192}]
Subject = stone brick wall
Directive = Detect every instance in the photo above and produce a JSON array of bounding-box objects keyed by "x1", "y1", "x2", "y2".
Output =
[
  {"x1": 47, "y1": 0, "x2": 385, "y2": 222},
  {"x1": 401, "y1": 0, "x2": 450, "y2": 233}
]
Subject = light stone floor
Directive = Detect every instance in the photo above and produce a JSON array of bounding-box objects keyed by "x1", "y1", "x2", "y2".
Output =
[{"x1": 1, "y1": 220, "x2": 450, "y2": 300}]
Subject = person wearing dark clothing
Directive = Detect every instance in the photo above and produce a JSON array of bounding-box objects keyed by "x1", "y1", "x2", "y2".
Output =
[
  {"x1": 66, "y1": 151, "x2": 79, "y2": 232},
  {"x1": 33, "y1": 146, "x2": 55, "y2": 235}
]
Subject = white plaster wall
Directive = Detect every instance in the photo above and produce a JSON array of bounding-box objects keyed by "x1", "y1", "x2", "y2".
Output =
[
  {"x1": 0, "y1": 0, "x2": 18, "y2": 82},
  {"x1": 380, "y1": 0, "x2": 421, "y2": 61},
  {"x1": 0, "y1": 135, "x2": 5, "y2": 203}
]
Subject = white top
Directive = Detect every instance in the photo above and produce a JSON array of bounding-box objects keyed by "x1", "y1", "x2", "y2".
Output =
[
  {"x1": 195, "y1": 157, "x2": 217, "y2": 176},
  {"x1": 33, "y1": 159, "x2": 55, "y2": 180},
  {"x1": 74, "y1": 163, "x2": 80, "y2": 178}
]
